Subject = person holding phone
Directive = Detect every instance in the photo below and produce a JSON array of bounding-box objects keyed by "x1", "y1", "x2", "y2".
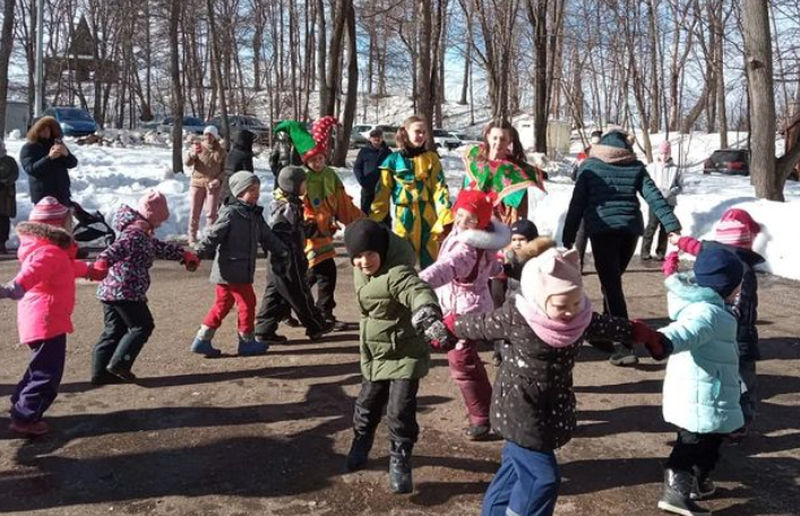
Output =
[
  {"x1": 20, "y1": 117, "x2": 78, "y2": 206},
  {"x1": 184, "y1": 126, "x2": 227, "y2": 245}
]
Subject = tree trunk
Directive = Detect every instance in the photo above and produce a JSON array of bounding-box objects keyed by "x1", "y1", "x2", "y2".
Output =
[
  {"x1": 333, "y1": 3, "x2": 357, "y2": 166},
  {"x1": 169, "y1": 0, "x2": 184, "y2": 174},
  {"x1": 416, "y1": 0, "x2": 434, "y2": 141},
  {"x1": 0, "y1": 0, "x2": 15, "y2": 135},
  {"x1": 207, "y1": 0, "x2": 229, "y2": 146},
  {"x1": 741, "y1": 0, "x2": 782, "y2": 200},
  {"x1": 459, "y1": 39, "x2": 470, "y2": 105},
  {"x1": 528, "y1": 0, "x2": 548, "y2": 152}
]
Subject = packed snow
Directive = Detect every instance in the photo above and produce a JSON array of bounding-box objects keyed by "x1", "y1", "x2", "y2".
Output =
[{"x1": 3, "y1": 129, "x2": 799, "y2": 280}]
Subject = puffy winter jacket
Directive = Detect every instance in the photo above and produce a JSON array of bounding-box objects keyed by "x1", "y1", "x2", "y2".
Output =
[
  {"x1": 185, "y1": 140, "x2": 226, "y2": 188},
  {"x1": 355, "y1": 232, "x2": 438, "y2": 381},
  {"x1": 658, "y1": 272, "x2": 744, "y2": 434},
  {"x1": 646, "y1": 159, "x2": 682, "y2": 206},
  {"x1": 453, "y1": 300, "x2": 633, "y2": 451},
  {"x1": 196, "y1": 199, "x2": 287, "y2": 285},
  {"x1": 20, "y1": 139, "x2": 78, "y2": 205},
  {"x1": 96, "y1": 205, "x2": 185, "y2": 302},
  {"x1": 12, "y1": 222, "x2": 88, "y2": 343},
  {"x1": 224, "y1": 130, "x2": 255, "y2": 174},
  {"x1": 419, "y1": 220, "x2": 509, "y2": 316},
  {"x1": 0, "y1": 155, "x2": 19, "y2": 217}
]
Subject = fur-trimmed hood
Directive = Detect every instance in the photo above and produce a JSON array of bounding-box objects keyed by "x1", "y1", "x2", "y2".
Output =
[
  {"x1": 15, "y1": 221, "x2": 75, "y2": 261},
  {"x1": 665, "y1": 271, "x2": 724, "y2": 320},
  {"x1": 515, "y1": 236, "x2": 556, "y2": 263},
  {"x1": 455, "y1": 219, "x2": 511, "y2": 250}
]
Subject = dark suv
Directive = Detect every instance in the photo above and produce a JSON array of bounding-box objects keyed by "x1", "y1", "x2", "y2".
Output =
[{"x1": 703, "y1": 149, "x2": 749, "y2": 176}]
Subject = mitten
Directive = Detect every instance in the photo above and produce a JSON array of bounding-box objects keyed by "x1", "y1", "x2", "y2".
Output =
[
  {"x1": 662, "y1": 252, "x2": 679, "y2": 277},
  {"x1": 411, "y1": 305, "x2": 456, "y2": 351},
  {"x1": 0, "y1": 281, "x2": 25, "y2": 300},
  {"x1": 442, "y1": 312, "x2": 456, "y2": 333},
  {"x1": 181, "y1": 251, "x2": 200, "y2": 272},
  {"x1": 631, "y1": 320, "x2": 672, "y2": 361},
  {"x1": 85, "y1": 260, "x2": 109, "y2": 281}
]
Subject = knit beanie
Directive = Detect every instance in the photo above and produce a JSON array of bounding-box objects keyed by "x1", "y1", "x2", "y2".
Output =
[
  {"x1": 520, "y1": 247, "x2": 583, "y2": 312},
  {"x1": 344, "y1": 218, "x2": 390, "y2": 265},
  {"x1": 510, "y1": 219, "x2": 539, "y2": 241},
  {"x1": 229, "y1": 170, "x2": 260, "y2": 198},
  {"x1": 453, "y1": 189, "x2": 495, "y2": 229},
  {"x1": 203, "y1": 125, "x2": 219, "y2": 139},
  {"x1": 137, "y1": 190, "x2": 169, "y2": 229},
  {"x1": 658, "y1": 140, "x2": 672, "y2": 157},
  {"x1": 714, "y1": 208, "x2": 760, "y2": 249},
  {"x1": 694, "y1": 247, "x2": 744, "y2": 299},
  {"x1": 30, "y1": 196, "x2": 71, "y2": 224},
  {"x1": 277, "y1": 166, "x2": 307, "y2": 196}
]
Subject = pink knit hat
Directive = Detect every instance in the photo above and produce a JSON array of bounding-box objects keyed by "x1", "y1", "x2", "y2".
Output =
[
  {"x1": 520, "y1": 247, "x2": 584, "y2": 311},
  {"x1": 714, "y1": 208, "x2": 760, "y2": 249},
  {"x1": 137, "y1": 190, "x2": 169, "y2": 229},
  {"x1": 658, "y1": 140, "x2": 671, "y2": 157},
  {"x1": 29, "y1": 196, "x2": 71, "y2": 224}
]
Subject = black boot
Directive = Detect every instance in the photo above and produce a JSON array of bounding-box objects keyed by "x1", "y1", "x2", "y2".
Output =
[
  {"x1": 657, "y1": 468, "x2": 711, "y2": 515},
  {"x1": 389, "y1": 441, "x2": 413, "y2": 494},
  {"x1": 345, "y1": 432, "x2": 374, "y2": 472}
]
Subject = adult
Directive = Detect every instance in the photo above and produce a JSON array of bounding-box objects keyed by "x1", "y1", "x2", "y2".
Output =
[
  {"x1": 0, "y1": 139, "x2": 19, "y2": 253},
  {"x1": 641, "y1": 140, "x2": 682, "y2": 261},
  {"x1": 570, "y1": 130, "x2": 602, "y2": 271},
  {"x1": 562, "y1": 129, "x2": 681, "y2": 366},
  {"x1": 20, "y1": 116, "x2": 77, "y2": 206},
  {"x1": 185, "y1": 125, "x2": 226, "y2": 245},
  {"x1": 353, "y1": 128, "x2": 391, "y2": 222},
  {"x1": 222, "y1": 129, "x2": 255, "y2": 201},
  {"x1": 269, "y1": 131, "x2": 302, "y2": 189},
  {"x1": 462, "y1": 119, "x2": 545, "y2": 226}
]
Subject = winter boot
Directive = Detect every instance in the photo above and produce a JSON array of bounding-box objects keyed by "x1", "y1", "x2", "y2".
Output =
[
  {"x1": 609, "y1": 342, "x2": 639, "y2": 366},
  {"x1": 465, "y1": 424, "x2": 492, "y2": 441},
  {"x1": 345, "y1": 431, "x2": 375, "y2": 471},
  {"x1": 690, "y1": 467, "x2": 716, "y2": 500},
  {"x1": 191, "y1": 325, "x2": 222, "y2": 358},
  {"x1": 389, "y1": 441, "x2": 413, "y2": 494},
  {"x1": 238, "y1": 333, "x2": 269, "y2": 356},
  {"x1": 308, "y1": 319, "x2": 336, "y2": 341},
  {"x1": 657, "y1": 468, "x2": 711, "y2": 515}
]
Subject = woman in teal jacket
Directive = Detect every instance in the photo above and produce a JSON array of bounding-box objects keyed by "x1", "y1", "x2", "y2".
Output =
[{"x1": 655, "y1": 247, "x2": 744, "y2": 516}]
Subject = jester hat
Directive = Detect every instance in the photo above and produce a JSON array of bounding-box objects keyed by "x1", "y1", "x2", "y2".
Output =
[{"x1": 275, "y1": 116, "x2": 338, "y2": 163}]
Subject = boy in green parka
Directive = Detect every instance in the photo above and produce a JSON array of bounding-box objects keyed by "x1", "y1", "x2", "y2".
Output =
[{"x1": 342, "y1": 218, "x2": 449, "y2": 495}]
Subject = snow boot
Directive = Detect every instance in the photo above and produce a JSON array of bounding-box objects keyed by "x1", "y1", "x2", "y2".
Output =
[
  {"x1": 388, "y1": 441, "x2": 413, "y2": 494},
  {"x1": 345, "y1": 431, "x2": 375, "y2": 471},
  {"x1": 657, "y1": 468, "x2": 711, "y2": 515},
  {"x1": 690, "y1": 467, "x2": 716, "y2": 500},
  {"x1": 238, "y1": 334, "x2": 269, "y2": 356},
  {"x1": 192, "y1": 325, "x2": 222, "y2": 357},
  {"x1": 609, "y1": 342, "x2": 638, "y2": 366}
]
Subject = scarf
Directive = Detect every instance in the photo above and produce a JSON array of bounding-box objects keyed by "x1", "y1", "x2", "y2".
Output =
[
  {"x1": 515, "y1": 293, "x2": 593, "y2": 348},
  {"x1": 589, "y1": 143, "x2": 636, "y2": 164}
]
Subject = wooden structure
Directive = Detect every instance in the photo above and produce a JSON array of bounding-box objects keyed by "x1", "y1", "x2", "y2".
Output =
[{"x1": 45, "y1": 16, "x2": 117, "y2": 84}]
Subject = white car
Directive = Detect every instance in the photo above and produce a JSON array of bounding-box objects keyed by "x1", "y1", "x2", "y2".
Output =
[{"x1": 432, "y1": 129, "x2": 463, "y2": 151}]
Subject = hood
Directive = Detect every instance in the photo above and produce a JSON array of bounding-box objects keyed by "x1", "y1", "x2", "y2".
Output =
[
  {"x1": 455, "y1": 219, "x2": 511, "y2": 250},
  {"x1": 232, "y1": 129, "x2": 255, "y2": 151},
  {"x1": 515, "y1": 236, "x2": 556, "y2": 263},
  {"x1": 725, "y1": 244, "x2": 765, "y2": 267},
  {"x1": 376, "y1": 232, "x2": 417, "y2": 275},
  {"x1": 228, "y1": 198, "x2": 263, "y2": 217},
  {"x1": 15, "y1": 221, "x2": 74, "y2": 261},
  {"x1": 588, "y1": 131, "x2": 638, "y2": 165},
  {"x1": 664, "y1": 272, "x2": 724, "y2": 320},
  {"x1": 114, "y1": 204, "x2": 147, "y2": 232}
]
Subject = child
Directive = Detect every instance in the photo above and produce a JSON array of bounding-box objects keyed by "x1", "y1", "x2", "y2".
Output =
[
  {"x1": 443, "y1": 247, "x2": 667, "y2": 516},
  {"x1": 0, "y1": 139, "x2": 19, "y2": 253},
  {"x1": 642, "y1": 140, "x2": 682, "y2": 261},
  {"x1": 191, "y1": 171, "x2": 288, "y2": 357},
  {"x1": 370, "y1": 115, "x2": 454, "y2": 269},
  {"x1": 254, "y1": 166, "x2": 334, "y2": 342},
  {"x1": 275, "y1": 116, "x2": 363, "y2": 330},
  {"x1": 670, "y1": 207, "x2": 764, "y2": 438},
  {"x1": 91, "y1": 190, "x2": 200, "y2": 384},
  {"x1": 418, "y1": 189, "x2": 510, "y2": 441},
  {"x1": 655, "y1": 247, "x2": 744, "y2": 516},
  {"x1": 0, "y1": 197, "x2": 106, "y2": 436},
  {"x1": 342, "y1": 218, "x2": 445, "y2": 494}
]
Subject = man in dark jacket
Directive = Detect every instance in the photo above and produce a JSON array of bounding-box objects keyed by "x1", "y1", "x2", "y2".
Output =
[
  {"x1": 269, "y1": 132, "x2": 302, "y2": 189},
  {"x1": 353, "y1": 129, "x2": 392, "y2": 222},
  {"x1": 562, "y1": 129, "x2": 681, "y2": 366},
  {"x1": 20, "y1": 116, "x2": 77, "y2": 206},
  {"x1": 225, "y1": 129, "x2": 255, "y2": 174}
]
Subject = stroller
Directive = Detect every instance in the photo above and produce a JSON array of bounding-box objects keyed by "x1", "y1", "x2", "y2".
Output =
[{"x1": 72, "y1": 202, "x2": 116, "y2": 248}]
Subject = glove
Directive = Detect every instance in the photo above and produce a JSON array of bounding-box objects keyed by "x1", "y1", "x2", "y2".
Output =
[
  {"x1": 0, "y1": 281, "x2": 25, "y2": 300},
  {"x1": 442, "y1": 312, "x2": 456, "y2": 333},
  {"x1": 662, "y1": 252, "x2": 680, "y2": 277},
  {"x1": 411, "y1": 305, "x2": 457, "y2": 351},
  {"x1": 85, "y1": 260, "x2": 109, "y2": 281},
  {"x1": 631, "y1": 320, "x2": 672, "y2": 361},
  {"x1": 181, "y1": 251, "x2": 200, "y2": 271}
]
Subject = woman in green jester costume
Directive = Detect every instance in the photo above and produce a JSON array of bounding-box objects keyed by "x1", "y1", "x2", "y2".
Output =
[{"x1": 462, "y1": 119, "x2": 546, "y2": 225}]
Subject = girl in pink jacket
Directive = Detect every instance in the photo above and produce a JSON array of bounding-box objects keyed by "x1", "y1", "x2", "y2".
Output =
[
  {"x1": 0, "y1": 197, "x2": 106, "y2": 436},
  {"x1": 419, "y1": 189, "x2": 510, "y2": 440}
]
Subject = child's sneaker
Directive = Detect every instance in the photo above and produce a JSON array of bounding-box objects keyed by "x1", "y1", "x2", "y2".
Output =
[
  {"x1": 238, "y1": 335, "x2": 268, "y2": 356},
  {"x1": 308, "y1": 319, "x2": 336, "y2": 341},
  {"x1": 465, "y1": 424, "x2": 492, "y2": 441},
  {"x1": 9, "y1": 419, "x2": 50, "y2": 437},
  {"x1": 106, "y1": 365, "x2": 137, "y2": 383},
  {"x1": 191, "y1": 338, "x2": 222, "y2": 358}
]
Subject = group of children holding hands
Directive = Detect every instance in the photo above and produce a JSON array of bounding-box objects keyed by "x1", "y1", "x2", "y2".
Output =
[{"x1": 1, "y1": 116, "x2": 766, "y2": 516}]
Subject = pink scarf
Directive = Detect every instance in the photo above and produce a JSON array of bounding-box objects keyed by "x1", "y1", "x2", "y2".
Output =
[{"x1": 514, "y1": 293, "x2": 593, "y2": 348}]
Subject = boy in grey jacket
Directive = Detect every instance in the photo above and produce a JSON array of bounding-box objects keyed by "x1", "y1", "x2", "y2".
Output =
[{"x1": 191, "y1": 171, "x2": 288, "y2": 357}]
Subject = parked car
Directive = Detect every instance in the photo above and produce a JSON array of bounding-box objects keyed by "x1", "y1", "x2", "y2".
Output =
[
  {"x1": 703, "y1": 149, "x2": 750, "y2": 176},
  {"x1": 157, "y1": 116, "x2": 206, "y2": 135},
  {"x1": 41, "y1": 106, "x2": 97, "y2": 136},
  {"x1": 349, "y1": 124, "x2": 399, "y2": 149},
  {"x1": 432, "y1": 129, "x2": 462, "y2": 151},
  {"x1": 209, "y1": 115, "x2": 271, "y2": 141},
  {"x1": 452, "y1": 131, "x2": 482, "y2": 146}
]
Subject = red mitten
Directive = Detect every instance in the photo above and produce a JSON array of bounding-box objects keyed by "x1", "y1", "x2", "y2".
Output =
[
  {"x1": 182, "y1": 251, "x2": 200, "y2": 271},
  {"x1": 631, "y1": 320, "x2": 671, "y2": 361},
  {"x1": 443, "y1": 312, "x2": 456, "y2": 333},
  {"x1": 662, "y1": 252, "x2": 680, "y2": 277},
  {"x1": 86, "y1": 260, "x2": 109, "y2": 281}
]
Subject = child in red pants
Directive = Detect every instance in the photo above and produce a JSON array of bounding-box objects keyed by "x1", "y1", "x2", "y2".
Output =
[
  {"x1": 419, "y1": 189, "x2": 510, "y2": 440},
  {"x1": 191, "y1": 171, "x2": 288, "y2": 357}
]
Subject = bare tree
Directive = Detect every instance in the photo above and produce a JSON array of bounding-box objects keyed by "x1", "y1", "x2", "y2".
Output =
[
  {"x1": 0, "y1": 0, "x2": 15, "y2": 135},
  {"x1": 169, "y1": 0, "x2": 184, "y2": 173}
]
